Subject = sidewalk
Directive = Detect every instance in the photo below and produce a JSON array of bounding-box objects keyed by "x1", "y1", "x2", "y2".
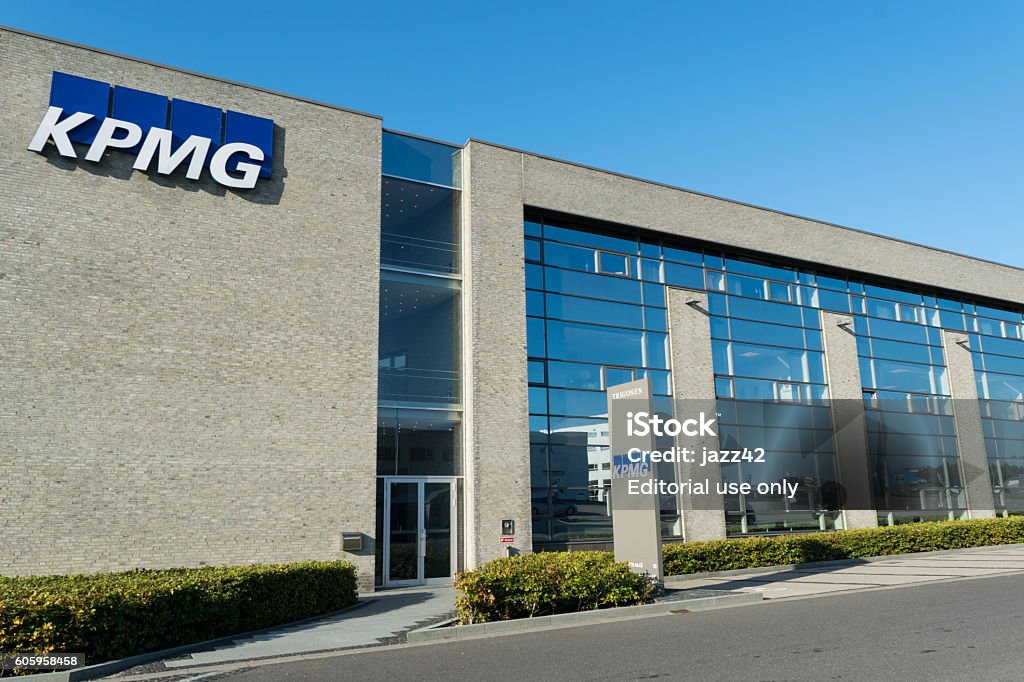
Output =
[
  {"x1": 664, "y1": 545, "x2": 1024, "y2": 600},
  {"x1": 159, "y1": 586, "x2": 456, "y2": 668}
]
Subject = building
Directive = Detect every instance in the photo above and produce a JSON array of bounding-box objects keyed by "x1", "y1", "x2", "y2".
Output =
[{"x1": 3, "y1": 25, "x2": 1024, "y2": 591}]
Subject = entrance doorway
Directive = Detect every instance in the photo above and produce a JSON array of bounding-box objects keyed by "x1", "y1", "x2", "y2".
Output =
[{"x1": 382, "y1": 477, "x2": 457, "y2": 587}]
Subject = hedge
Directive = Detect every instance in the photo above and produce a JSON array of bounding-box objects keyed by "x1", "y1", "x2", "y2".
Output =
[
  {"x1": 0, "y1": 560, "x2": 357, "y2": 675},
  {"x1": 455, "y1": 551, "x2": 655, "y2": 624},
  {"x1": 663, "y1": 516, "x2": 1024, "y2": 576}
]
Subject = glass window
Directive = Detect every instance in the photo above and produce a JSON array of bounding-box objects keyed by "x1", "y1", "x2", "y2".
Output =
[
  {"x1": 644, "y1": 306, "x2": 668, "y2": 332},
  {"x1": 725, "y1": 257, "x2": 796, "y2": 282},
  {"x1": 544, "y1": 241, "x2": 596, "y2": 271},
  {"x1": 867, "y1": 317, "x2": 932, "y2": 345},
  {"x1": 598, "y1": 251, "x2": 629, "y2": 276},
  {"x1": 731, "y1": 342, "x2": 816, "y2": 383},
  {"x1": 638, "y1": 259, "x2": 663, "y2": 282},
  {"x1": 871, "y1": 359, "x2": 948, "y2": 395},
  {"x1": 603, "y1": 366, "x2": 635, "y2": 388},
  {"x1": 543, "y1": 223, "x2": 636, "y2": 254},
  {"x1": 378, "y1": 271, "x2": 460, "y2": 406},
  {"x1": 524, "y1": 239, "x2": 541, "y2": 262},
  {"x1": 527, "y1": 317, "x2": 545, "y2": 357},
  {"x1": 727, "y1": 296, "x2": 804, "y2": 327},
  {"x1": 768, "y1": 282, "x2": 792, "y2": 302},
  {"x1": 663, "y1": 246, "x2": 702, "y2": 265},
  {"x1": 380, "y1": 176, "x2": 459, "y2": 274},
  {"x1": 382, "y1": 131, "x2": 460, "y2": 188},
  {"x1": 645, "y1": 369, "x2": 672, "y2": 395},
  {"x1": 545, "y1": 267, "x2": 642, "y2": 304},
  {"x1": 545, "y1": 320, "x2": 645, "y2": 366},
  {"x1": 548, "y1": 388, "x2": 608, "y2": 417},
  {"x1": 377, "y1": 408, "x2": 462, "y2": 476},
  {"x1": 525, "y1": 220, "x2": 542, "y2": 238},
  {"x1": 548, "y1": 361, "x2": 604, "y2": 390},
  {"x1": 664, "y1": 262, "x2": 704, "y2": 289},
  {"x1": 645, "y1": 332, "x2": 669, "y2": 369},
  {"x1": 545, "y1": 293, "x2": 644, "y2": 329},
  {"x1": 818, "y1": 289, "x2": 850, "y2": 313},
  {"x1": 528, "y1": 360, "x2": 545, "y2": 384},
  {"x1": 729, "y1": 318, "x2": 806, "y2": 349},
  {"x1": 642, "y1": 282, "x2": 666, "y2": 308},
  {"x1": 526, "y1": 263, "x2": 544, "y2": 290},
  {"x1": 529, "y1": 386, "x2": 548, "y2": 414},
  {"x1": 526, "y1": 290, "x2": 545, "y2": 316}
]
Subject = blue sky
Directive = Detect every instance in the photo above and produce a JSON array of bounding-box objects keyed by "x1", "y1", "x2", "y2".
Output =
[{"x1": 5, "y1": 1, "x2": 1022, "y2": 267}]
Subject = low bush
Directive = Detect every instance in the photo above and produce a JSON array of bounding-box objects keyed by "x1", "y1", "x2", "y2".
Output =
[
  {"x1": 455, "y1": 551, "x2": 655, "y2": 624},
  {"x1": 663, "y1": 516, "x2": 1024, "y2": 575},
  {"x1": 0, "y1": 560, "x2": 357, "y2": 674}
]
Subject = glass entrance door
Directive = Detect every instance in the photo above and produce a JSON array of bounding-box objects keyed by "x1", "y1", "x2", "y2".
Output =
[{"x1": 383, "y1": 477, "x2": 456, "y2": 587}]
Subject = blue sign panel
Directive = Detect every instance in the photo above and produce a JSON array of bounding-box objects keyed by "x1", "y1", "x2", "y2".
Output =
[
  {"x1": 40, "y1": 71, "x2": 275, "y2": 184},
  {"x1": 224, "y1": 110, "x2": 274, "y2": 178},
  {"x1": 170, "y1": 98, "x2": 222, "y2": 165},
  {"x1": 49, "y1": 72, "x2": 108, "y2": 144},
  {"x1": 111, "y1": 86, "x2": 168, "y2": 153}
]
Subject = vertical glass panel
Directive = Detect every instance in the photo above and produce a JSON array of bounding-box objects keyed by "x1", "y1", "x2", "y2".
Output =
[
  {"x1": 388, "y1": 481, "x2": 419, "y2": 582},
  {"x1": 525, "y1": 220, "x2": 542, "y2": 238},
  {"x1": 526, "y1": 290, "x2": 544, "y2": 316},
  {"x1": 643, "y1": 282, "x2": 666, "y2": 308},
  {"x1": 524, "y1": 239, "x2": 541, "y2": 262},
  {"x1": 379, "y1": 271, "x2": 460, "y2": 405},
  {"x1": 395, "y1": 410, "x2": 461, "y2": 476},
  {"x1": 383, "y1": 131, "x2": 460, "y2": 187},
  {"x1": 639, "y1": 259, "x2": 663, "y2": 282},
  {"x1": 527, "y1": 317, "x2": 545, "y2": 357},
  {"x1": 645, "y1": 332, "x2": 669, "y2": 369},
  {"x1": 423, "y1": 482, "x2": 452, "y2": 579},
  {"x1": 526, "y1": 263, "x2": 544, "y2": 290},
  {"x1": 644, "y1": 306, "x2": 668, "y2": 332},
  {"x1": 528, "y1": 360, "x2": 545, "y2": 384},
  {"x1": 381, "y1": 177, "x2": 460, "y2": 273}
]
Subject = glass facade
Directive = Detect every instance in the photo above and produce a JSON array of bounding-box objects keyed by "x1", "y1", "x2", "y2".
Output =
[
  {"x1": 525, "y1": 214, "x2": 1024, "y2": 544},
  {"x1": 376, "y1": 132, "x2": 463, "y2": 584}
]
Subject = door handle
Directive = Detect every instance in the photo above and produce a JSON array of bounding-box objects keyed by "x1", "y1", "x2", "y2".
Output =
[{"x1": 418, "y1": 528, "x2": 426, "y2": 558}]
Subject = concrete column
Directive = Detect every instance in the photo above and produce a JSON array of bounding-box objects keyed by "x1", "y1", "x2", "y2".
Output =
[
  {"x1": 942, "y1": 332, "x2": 996, "y2": 518},
  {"x1": 820, "y1": 312, "x2": 878, "y2": 529},
  {"x1": 666, "y1": 288, "x2": 726, "y2": 541},
  {"x1": 461, "y1": 142, "x2": 533, "y2": 565}
]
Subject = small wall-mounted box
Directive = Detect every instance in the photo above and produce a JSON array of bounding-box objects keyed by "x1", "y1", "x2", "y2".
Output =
[{"x1": 341, "y1": 532, "x2": 363, "y2": 552}]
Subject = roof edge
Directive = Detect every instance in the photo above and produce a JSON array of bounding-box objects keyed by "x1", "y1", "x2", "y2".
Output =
[{"x1": 466, "y1": 138, "x2": 1024, "y2": 275}]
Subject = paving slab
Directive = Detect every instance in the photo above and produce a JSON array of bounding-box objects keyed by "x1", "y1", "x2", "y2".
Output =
[{"x1": 162, "y1": 587, "x2": 457, "y2": 668}]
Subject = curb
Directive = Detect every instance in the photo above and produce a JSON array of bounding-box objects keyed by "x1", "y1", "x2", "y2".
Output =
[
  {"x1": 18, "y1": 600, "x2": 372, "y2": 682},
  {"x1": 662, "y1": 542, "x2": 1024, "y2": 584},
  {"x1": 405, "y1": 591, "x2": 763, "y2": 643}
]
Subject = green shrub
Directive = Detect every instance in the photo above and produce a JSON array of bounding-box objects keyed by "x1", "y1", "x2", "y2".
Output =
[
  {"x1": 662, "y1": 516, "x2": 1024, "y2": 575},
  {"x1": 0, "y1": 561, "x2": 357, "y2": 674},
  {"x1": 455, "y1": 551, "x2": 655, "y2": 624}
]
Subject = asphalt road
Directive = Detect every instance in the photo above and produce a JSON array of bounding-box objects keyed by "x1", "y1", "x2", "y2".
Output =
[{"x1": 217, "y1": 573, "x2": 1023, "y2": 681}]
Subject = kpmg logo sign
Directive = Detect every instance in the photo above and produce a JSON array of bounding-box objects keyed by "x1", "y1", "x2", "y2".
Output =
[{"x1": 28, "y1": 71, "x2": 274, "y2": 189}]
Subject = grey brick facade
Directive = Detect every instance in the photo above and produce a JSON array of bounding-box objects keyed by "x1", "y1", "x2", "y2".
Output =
[{"x1": 1, "y1": 28, "x2": 382, "y2": 590}]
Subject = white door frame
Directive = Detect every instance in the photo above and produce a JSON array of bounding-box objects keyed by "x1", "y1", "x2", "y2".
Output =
[{"x1": 382, "y1": 476, "x2": 457, "y2": 587}]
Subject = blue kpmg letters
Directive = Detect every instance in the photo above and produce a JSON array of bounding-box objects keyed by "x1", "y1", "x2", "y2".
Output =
[{"x1": 28, "y1": 72, "x2": 274, "y2": 189}]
